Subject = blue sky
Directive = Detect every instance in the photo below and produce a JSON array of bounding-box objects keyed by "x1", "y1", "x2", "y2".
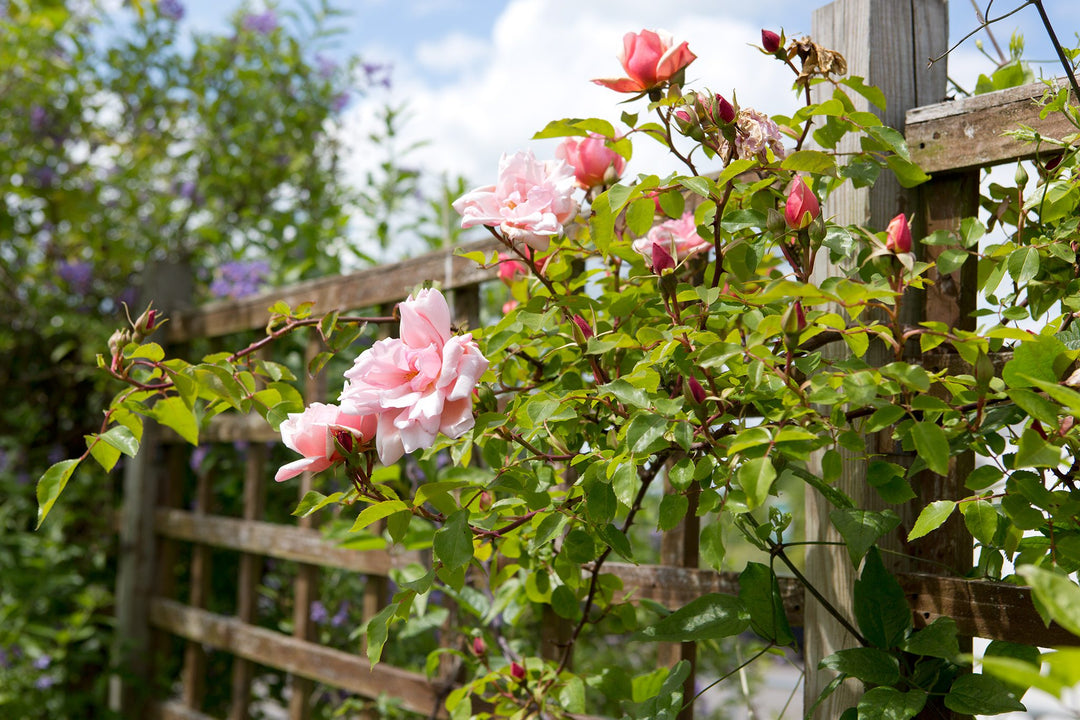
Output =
[{"x1": 163, "y1": 0, "x2": 1079, "y2": 188}]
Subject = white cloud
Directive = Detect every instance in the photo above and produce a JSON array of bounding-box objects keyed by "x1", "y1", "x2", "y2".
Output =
[
  {"x1": 341, "y1": 0, "x2": 799, "y2": 191},
  {"x1": 414, "y1": 32, "x2": 490, "y2": 76}
]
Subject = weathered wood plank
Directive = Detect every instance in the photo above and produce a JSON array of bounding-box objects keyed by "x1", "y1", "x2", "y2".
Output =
[
  {"x1": 907, "y1": 78, "x2": 1073, "y2": 174},
  {"x1": 149, "y1": 599, "x2": 448, "y2": 718},
  {"x1": 154, "y1": 509, "x2": 422, "y2": 575},
  {"x1": 153, "y1": 700, "x2": 219, "y2": 720},
  {"x1": 166, "y1": 238, "x2": 502, "y2": 343}
]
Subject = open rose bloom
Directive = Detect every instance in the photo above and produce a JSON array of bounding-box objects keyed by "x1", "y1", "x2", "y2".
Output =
[
  {"x1": 452, "y1": 150, "x2": 578, "y2": 252},
  {"x1": 556, "y1": 134, "x2": 626, "y2": 189},
  {"x1": 339, "y1": 288, "x2": 489, "y2": 465},
  {"x1": 593, "y1": 29, "x2": 696, "y2": 93},
  {"x1": 275, "y1": 403, "x2": 377, "y2": 482}
]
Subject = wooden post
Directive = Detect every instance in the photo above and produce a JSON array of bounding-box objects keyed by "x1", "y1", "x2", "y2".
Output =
[
  {"x1": 181, "y1": 465, "x2": 214, "y2": 710},
  {"x1": 803, "y1": 1, "x2": 948, "y2": 716},
  {"x1": 658, "y1": 481, "x2": 699, "y2": 720},
  {"x1": 112, "y1": 259, "x2": 193, "y2": 718}
]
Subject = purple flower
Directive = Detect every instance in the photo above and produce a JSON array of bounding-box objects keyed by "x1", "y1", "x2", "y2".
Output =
[
  {"x1": 189, "y1": 445, "x2": 209, "y2": 473},
  {"x1": 331, "y1": 92, "x2": 350, "y2": 114},
  {"x1": 159, "y1": 0, "x2": 184, "y2": 21},
  {"x1": 116, "y1": 286, "x2": 138, "y2": 311},
  {"x1": 331, "y1": 602, "x2": 349, "y2": 628},
  {"x1": 362, "y1": 62, "x2": 393, "y2": 90},
  {"x1": 29, "y1": 106, "x2": 48, "y2": 134},
  {"x1": 242, "y1": 10, "x2": 277, "y2": 35},
  {"x1": 57, "y1": 260, "x2": 93, "y2": 296},
  {"x1": 33, "y1": 654, "x2": 51, "y2": 670},
  {"x1": 32, "y1": 165, "x2": 57, "y2": 188},
  {"x1": 178, "y1": 179, "x2": 198, "y2": 201},
  {"x1": 35, "y1": 675, "x2": 57, "y2": 690},
  {"x1": 0, "y1": 647, "x2": 9, "y2": 669},
  {"x1": 209, "y1": 260, "x2": 270, "y2": 300},
  {"x1": 310, "y1": 601, "x2": 328, "y2": 624},
  {"x1": 315, "y1": 53, "x2": 337, "y2": 79}
]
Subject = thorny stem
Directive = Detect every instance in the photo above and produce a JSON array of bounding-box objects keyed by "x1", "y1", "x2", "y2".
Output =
[{"x1": 928, "y1": 1, "x2": 1034, "y2": 68}]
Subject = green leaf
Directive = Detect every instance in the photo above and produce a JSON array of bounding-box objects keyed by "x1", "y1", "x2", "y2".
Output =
[
  {"x1": 151, "y1": 395, "x2": 199, "y2": 445},
  {"x1": 678, "y1": 176, "x2": 712, "y2": 198},
  {"x1": 98, "y1": 425, "x2": 140, "y2": 457},
  {"x1": 1001, "y1": 334, "x2": 1068, "y2": 389},
  {"x1": 961, "y1": 500, "x2": 999, "y2": 545},
  {"x1": 910, "y1": 421, "x2": 949, "y2": 476},
  {"x1": 830, "y1": 508, "x2": 901, "y2": 566},
  {"x1": 625, "y1": 413, "x2": 668, "y2": 456},
  {"x1": 1015, "y1": 428, "x2": 1064, "y2": 468},
  {"x1": 780, "y1": 150, "x2": 837, "y2": 175},
  {"x1": 365, "y1": 601, "x2": 400, "y2": 667},
  {"x1": 885, "y1": 155, "x2": 930, "y2": 188},
  {"x1": 907, "y1": 500, "x2": 956, "y2": 541},
  {"x1": 350, "y1": 500, "x2": 408, "y2": 531},
  {"x1": 1019, "y1": 565, "x2": 1080, "y2": 637},
  {"x1": 36, "y1": 459, "x2": 80, "y2": 527},
  {"x1": 944, "y1": 673, "x2": 1025, "y2": 715},
  {"x1": 626, "y1": 197, "x2": 656, "y2": 236},
  {"x1": 736, "y1": 456, "x2": 776, "y2": 510},
  {"x1": 633, "y1": 593, "x2": 749, "y2": 642},
  {"x1": 854, "y1": 548, "x2": 912, "y2": 649},
  {"x1": 857, "y1": 687, "x2": 927, "y2": 720},
  {"x1": 738, "y1": 563, "x2": 794, "y2": 645},
  {"x1": 293, "y1": 491, "x2": 345, "y2": 517},
  {"x1": 820, "y1": 647, "x2": 900, "y2": 686},
  {"x1": 900, "y1": 617, "x2": 959, "y2": 659},
  {"x1": 1007, "y1": 246, "x2": 1040, "y2": 287},
  {"x1": 433, "y1": 509, "x2": 473, "y2": 571},
  {"x1": 658, "y1": 494, "x2": 689, "y2": 531},
  {"x1": 88, "y1": 434, "x2": 121, "y2": 472}
]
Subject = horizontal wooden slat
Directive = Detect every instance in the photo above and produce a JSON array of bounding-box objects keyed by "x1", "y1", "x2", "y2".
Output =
[
  {"x1": 907, "y1": 78, "x2": 1073, "y2": 174},
  {"x1": 900, "y1": 571, "x2": 1079, "y2": 647},
  {"x1": 150, "y1": 599, "x2": 446, "y2": 718},
  {"x1": 153, "y1": 700, "x2": 218, "y2": 720},
  {"x1": 166, "y1": 238, "x2": 503, "y2": 342},
  {"x1": 155, "y1": 509, "x2": 422, "y2": 576}
]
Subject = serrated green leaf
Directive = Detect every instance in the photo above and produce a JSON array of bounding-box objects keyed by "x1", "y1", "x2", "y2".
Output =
[
  {"x1": 857, "y1": 687, "x2": 927, "y2": 720},
  {"x1": 36, "y1": 459, "x2": 80, "y2": 528},
  {"x1": 901, "y1": 617, "x2": 959, "y2": 659},
  {"x1": 908, "y1": 500, "x2": 956, "y2": 541},
  {"x1": 854, "y1": 548, "x2": 911, "y2": 649},
  {"x1": 739, "y1": 562, "x2": 794, "y2": 645},
  {"x1": 911, "y1": 421, "x2": 949, "y2": 476},
  {"x1": 365, "y1": 601, "x2": 400, "y2": 667},
  {"x1": 434, "y1": 509, "x2": 473, "y2": 571},
  {"x1": 944, "y1": 673, "x2": 1025, "y2": 715},
  {"x1": 830, "y1": 508, "x2": 901, "y2": 566},
  {"x1": 820, "y1": 647, "x2": 900, "y2": 686},
  {"x1": 151, "y1": 395, "x2": 199, "y2": 445},
  {"x1": 736, "y1": 456, "x2": 776, "y2": 510},
  {"x1": 350, "y1": 500, "x2": 409, "y2": 532},
  {"x1": 293, "y1": 490, "x2": 345, "y2": 517},
  {"x1": 634, "y1": 593, "x2": 749, "y2": 642}
]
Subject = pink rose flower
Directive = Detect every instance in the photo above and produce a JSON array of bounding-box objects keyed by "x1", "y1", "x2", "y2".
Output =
[
  {"x1": 784, "y1": 177, "x2": 820, "y2": 230},
  {"x1": 885, "y1": 213, "x2": 912, "y2": 253},
  {"x1": 339, "y1": 288, "x2": 489, "y2": 465},
  {"x1": 274, "y1": 403, "x2": 377, "y2": 482},
  {"x1": 452, "y1": 150, "x2": 578, "y2": 252},
  {"x1": 632, "y1": 212, "x2": 710, "y2": 268},
  {"x1": 497, "y1": 252, "x2": 527, "y2": 285},
  {"x1": 593, "y1": 29, "x2": 696, "y2": 93},
  {"x1": 555, "y1": 134, "x2": 626, "y2": 189}
]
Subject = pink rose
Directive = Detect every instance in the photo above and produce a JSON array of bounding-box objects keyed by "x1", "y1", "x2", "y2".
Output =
[
  {"x1": 452, "y1": 150, "x2": 578, "y2": 252},
  {"x1": 497, "y1": 252, "x2": 527, "y2": 285},
  {"x1": 632, "y1": 212, "x2": 710, "y2": 267},
  {"x1": 784, "y1": 177, "x2": 820, "y2": 230},
  {"x1": 555, "y1": 134, "x2": 626, "y2": 189},
  {"x1": 593, "y1": 29, "x2": 696, "y2": 93},
  {"x1": 274, "y1": 402, "x2": 376, "y2": 482},
  {"x1": 885, "y1": 213, "x2": 912, "y2": 253},
  {"x1": 339, "y1": 288, "x2": 489, "y2": 465}
]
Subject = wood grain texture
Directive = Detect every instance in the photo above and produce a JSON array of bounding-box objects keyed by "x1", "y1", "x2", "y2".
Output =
[
  {"x1": 907, "y1": 78, "x2": 1073, "y2": 174},
  {"x1": 805, "y1": 1, "x2": 948, "y2": 715},
  {"x1": 154, "y1": 509, "x2": 422, "y2": 575},
  {"x1": 150, "y1": 599, "x2": 448, "y2": 718},
  {"x1": 165, "y1": 238, "x2": 502, "y2": 343},
  {"x1": 153, "y1": 700, "x2": 219, "y2": 720}
]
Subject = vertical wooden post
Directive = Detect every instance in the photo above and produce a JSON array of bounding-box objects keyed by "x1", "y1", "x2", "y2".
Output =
[
  {"x1": 658, "y1": 481, "x2": 699, "y2": 720},
  {"x1": 288, "y1": 334, "x2": 328, "y2": 720},
  {"x1": 112, "y1": 259, "x2": 193, "y2": 718},
  {"x1": 181, "y1": 465, "x2": 214, "y2": 709},
  {"x1": 229, "y1": 419, "x2": 268, "y2": 718},
  {"x1": 803, "y1": 1, "x2": 948, "y2": 716}
]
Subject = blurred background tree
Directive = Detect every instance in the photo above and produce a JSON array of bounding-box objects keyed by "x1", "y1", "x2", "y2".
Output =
[{"x1": 0, "y1": 0, "x2": 464, "y2": 715}]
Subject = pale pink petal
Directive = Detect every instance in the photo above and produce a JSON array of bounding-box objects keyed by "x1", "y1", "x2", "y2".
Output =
[
  {"x1": 591, "y1": 77, "x2": 647, "y2": 93},
  {"x1": 274, "y1": 456, "x2": 332, "y2": 483},
  {"x1": 400, "y1": 288, "x2": 451, "y2": 348}
]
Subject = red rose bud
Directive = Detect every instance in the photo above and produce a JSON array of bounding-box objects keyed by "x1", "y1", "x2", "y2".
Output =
[
  {"x1": 784, "y1": 177, "x2": 820, "y2": 230},
  {"x1": 761, "y1": 29, "x2": 781, "y2": 53},
  {"x1": 572, "y1": 314, "x2": 594, "y2": 340},
  {"x1": 478, "y1": 490, "x2": 493, "y2": 511},
  {"x1": 472, "y1": 637, "x2": 487, "y2": 656},
  {"x1": 885, "y1": 213, "x2": 912, "y2": 253},
  {"x1": 688, "y1": 376, "x2": 707, "y2": 404},
  {"x1": 510, "y1": 661, "x2": 526, "y2": 681},
  {"x1": 651, "y1": 240, "x2": 676, "y2": 274},
  {"x1": 715, "y1": 94, "x2": 735, "y2": 124}
]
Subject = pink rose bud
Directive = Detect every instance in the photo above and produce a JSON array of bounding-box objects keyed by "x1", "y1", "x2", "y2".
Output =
[
  {"x1": 885, "y1": 213, "x2": 912, "y2": 253},
  {"x1": 472, "y1": 637, "x2": 487, "y2": 656},
  {"x1": 275, "y1": 403, "x2": 377, "y2": 482},
  {"x1": 572, "y1": 315, "x2": 594, "y2": 340},
  {"x1": 761, "y1": 29, "x2": 781, "y2": 53},
  {"x1": 497, "y1": 252, "x2": 527, "y2": 285},
  {"x1": 650, "y1": 240, "x2": 676, "y2": 274},
  {"x1": 510, "y1": 661, "x2": 526, "y2": 680},
  {"x1": 478, "y1": 490, "x2": 493, "y2": 511},
  {"x1": 502, "y1": 299, "x2": 518, "y2": 314},
  {"x1": 784, "y1": 177, "x2": 820, "y2": 230},
  {"x1": 593, "y1": 29, "x2": 697, "y2": 93},
  {"x1": 688, "y1": 376, "x2": 706, "y2": 404},
  {"x1": 555, "y1": 134, "x2": 626, "y2": 189},
  {"x1": 715, "y1": 94, "x2": 736, "y2": 124}
]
